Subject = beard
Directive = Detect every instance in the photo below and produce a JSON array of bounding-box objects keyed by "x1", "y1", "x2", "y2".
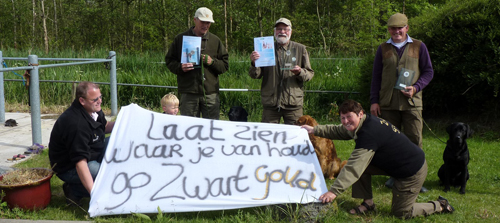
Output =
[{"x1": 275, "y1": 34, "x2": 290, "y2": 45}]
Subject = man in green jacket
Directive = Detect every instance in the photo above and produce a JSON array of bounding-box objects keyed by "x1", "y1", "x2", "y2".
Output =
[
  {"x1": 165, "y1": 7, "x2": 229, "y2": 120},
  {"x1": 249, "y1": 18, "x2": 314, "y2": 124}
]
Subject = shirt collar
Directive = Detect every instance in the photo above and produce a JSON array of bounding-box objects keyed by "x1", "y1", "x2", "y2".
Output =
[
  {"x1": 350, "y1": 114, "x2": 367, "y2": 140},
  {"x1": 277, "y1": 41, "x2": 291, "y2": 50},
  {"x1": 386, "y1": 34, "x2": 412, "y2": 48},
  {"x1": 91, "y1": 112, "x2": 99, "y2": 121}
]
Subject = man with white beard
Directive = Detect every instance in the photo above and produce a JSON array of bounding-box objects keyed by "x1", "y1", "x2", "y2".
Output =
[{"x1": 249, "y1": 18, "x2": 314, "y2": 124}]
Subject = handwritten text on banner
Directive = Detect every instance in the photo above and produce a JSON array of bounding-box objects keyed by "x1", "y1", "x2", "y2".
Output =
[{"x1": 88, "y1": 104, "x2": 327, "y2": 217}]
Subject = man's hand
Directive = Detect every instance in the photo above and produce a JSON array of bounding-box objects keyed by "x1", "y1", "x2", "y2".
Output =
[
  {"x1": 370, "y1": 103, "x2": 381, "y2": 117},
  {"x1": 181, "y1": 63, "x2": 194, "y2": 72},
  {"x1": 250, "y1": 51, "x2": 260, "y2": 63},
  {"x1": 401, "y1": 86, "x2": 416, "y2": 98},
  {"x1": 301, "y1": 125, "x2": 315, "y2": 134},
  {"x1": 291, "y1": 65, "x2": 301, "y2": 75},
  {"x1": 319, "y1": 191, "x2": 337, "y2": 203},
  {"x1": 202, "y1": 54, "x2": 213, "y2": 65}
]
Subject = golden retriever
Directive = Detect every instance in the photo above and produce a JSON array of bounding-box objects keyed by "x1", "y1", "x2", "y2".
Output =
[{"x1": 296, "y1": 115, "x2": 347, "y2": 180}]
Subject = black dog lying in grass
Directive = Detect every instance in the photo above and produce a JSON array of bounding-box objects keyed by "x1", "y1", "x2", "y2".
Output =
[
  {"x1": 438, "y1": 122, "x2": 473, "y2": 194},
  {"x1": 228, "y1": 106, "x2": 248, "y2": 122}
]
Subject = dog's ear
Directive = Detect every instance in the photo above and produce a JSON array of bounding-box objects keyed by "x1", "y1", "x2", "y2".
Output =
[{"x1": 465, "y1": 124, "x2": 473, "y2": 139}]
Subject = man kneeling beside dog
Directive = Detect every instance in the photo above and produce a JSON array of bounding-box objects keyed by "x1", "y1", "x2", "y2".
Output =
[{"x1": 301, "y1": 99, "x2": 454, "y2": 219}]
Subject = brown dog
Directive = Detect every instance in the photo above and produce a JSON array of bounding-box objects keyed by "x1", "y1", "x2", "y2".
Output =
[{"x1": 296, "y1": 115, "x2": 347, "y2": 180}]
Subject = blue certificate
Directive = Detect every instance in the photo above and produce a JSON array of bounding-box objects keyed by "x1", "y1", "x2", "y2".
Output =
[
  {"x1": 254, "y1": 36, "x2": 276, "y2": 67},
  {"x1": 181, "y1": 36, "x2": 202, "y2": 67}
]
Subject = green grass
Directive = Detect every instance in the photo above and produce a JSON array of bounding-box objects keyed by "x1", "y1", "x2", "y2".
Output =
[{"x1": 2, "y1": 122, "x2": 499, "y2": 222}]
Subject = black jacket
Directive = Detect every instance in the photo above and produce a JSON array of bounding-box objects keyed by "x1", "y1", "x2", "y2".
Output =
[
  {"x1": 49, "y1": 99, "x2": 107, "y2": 174},
  {"x1": 165, "y1": 27, "x2": 229, "y2": 95}
]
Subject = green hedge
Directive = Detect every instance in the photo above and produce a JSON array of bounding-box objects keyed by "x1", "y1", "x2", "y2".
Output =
[{"x1": 411, "y1": 0, "x2": 500, "y2": 115}]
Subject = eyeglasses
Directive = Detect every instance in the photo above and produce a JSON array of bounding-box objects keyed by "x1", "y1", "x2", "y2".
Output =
[
  {"x1": 86, "y1": 95, "x2": 102, "y2": 103},
  {"x1": 275, "y1": 28, "x2": 291, "y2": 32}
]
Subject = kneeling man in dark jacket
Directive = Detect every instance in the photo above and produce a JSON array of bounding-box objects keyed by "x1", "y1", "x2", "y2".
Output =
[
  {"x1": 49, "y1": 81, "x2": 115, "y2": 205},
  {"x1": 301, "y1": 99, "x2": 453, "y2": 219}
]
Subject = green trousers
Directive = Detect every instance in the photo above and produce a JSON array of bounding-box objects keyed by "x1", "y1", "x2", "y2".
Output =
[
  {"x1": 261, "y1": 107, "x2": 303, "y2": 125},
  {"x1": 352, "y1": 161, "x2": 441, "y2": 218},
  {"x1": 380, "y1": 109, "x2": 423, "y2": 148},
  {"x1": 180, "y1": 93, "x2": 220, "y2": 120}
]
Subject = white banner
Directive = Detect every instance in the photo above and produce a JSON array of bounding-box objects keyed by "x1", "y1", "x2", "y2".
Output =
[{"x1": 89, "y1": 104, "x2": 327, "y2": 217}]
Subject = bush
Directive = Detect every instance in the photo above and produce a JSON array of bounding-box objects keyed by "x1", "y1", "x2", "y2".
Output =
[{"x1": 411, "y1": 0, "x2": 500, "y2": 116}]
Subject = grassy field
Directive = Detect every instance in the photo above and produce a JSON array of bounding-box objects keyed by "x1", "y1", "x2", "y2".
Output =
[{"x1": 1, "y1": 123, "x2": 499, "y2": 222}]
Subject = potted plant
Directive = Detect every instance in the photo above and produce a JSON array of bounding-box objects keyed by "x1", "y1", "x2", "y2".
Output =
[{"x1": 0, "y1": 168, "x2": 53, "y2": 210}]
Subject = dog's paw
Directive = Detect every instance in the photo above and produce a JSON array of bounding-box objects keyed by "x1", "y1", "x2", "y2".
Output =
[
  {"x1": 459, "y1": 189, "x2": 466, "y2": 194},
  {"x1": 443, "y1": 188, "x2": 450, "y2": 192}
]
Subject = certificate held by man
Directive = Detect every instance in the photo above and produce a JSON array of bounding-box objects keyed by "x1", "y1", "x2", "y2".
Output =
[
  {"x1": 181, "y1": 36, "x2": 202, "y2": 68},
  {"x1": 253, "y1": 36, "x2": 276, "y2": 67}
]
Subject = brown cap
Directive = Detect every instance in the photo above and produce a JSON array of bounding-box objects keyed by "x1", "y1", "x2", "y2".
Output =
[
  {"x1": 195, "y1": 7, "x2": 215, "y2": 23},
  {"x1": 387, "y1": 13, "x2": 408, "y2": 27},
  {"x1": 275, "y1": 18, "x2": 292, "y2": 28}
]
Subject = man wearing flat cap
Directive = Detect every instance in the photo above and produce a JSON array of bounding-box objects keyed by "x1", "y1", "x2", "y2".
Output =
[
  {"x1": 369, "y1": 13, "x2": 433, "y2": 193},
  {"x1": 249, "y1": 18, "x2": 314, "y2": 124},
  {"x1": 165, "y1": 7, "x2": 229, "y2": 120}
]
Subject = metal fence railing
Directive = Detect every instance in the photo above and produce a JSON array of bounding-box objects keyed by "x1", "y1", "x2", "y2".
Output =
[
  {"x1": 1, "y1": 51, "x2": 361, "y2": 146},
  {"x1": 0, "y1": 51, "x2": 117, "y2": 145}
]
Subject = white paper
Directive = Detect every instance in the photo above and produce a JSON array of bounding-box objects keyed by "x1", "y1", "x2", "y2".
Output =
[{"x1": 254, "y1": 36, "x2": 276, "y2": 67}]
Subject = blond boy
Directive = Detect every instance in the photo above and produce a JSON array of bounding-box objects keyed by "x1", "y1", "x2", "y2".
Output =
[{"x1": 161, "y1": 93, "x2": 179, "y2": 115}]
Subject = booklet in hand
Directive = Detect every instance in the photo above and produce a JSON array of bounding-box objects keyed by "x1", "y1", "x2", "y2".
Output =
[
  {"x1": 394, "y1": 68, "x2": 415, "y2": 91},
  {"x1": 181, "y1": 36, "x2": 202, "y2": 68}
]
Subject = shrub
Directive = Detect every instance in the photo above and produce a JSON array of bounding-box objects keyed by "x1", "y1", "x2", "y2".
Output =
[{"x1": 411, "y1": 0, "x2": 500, "y2": 116}]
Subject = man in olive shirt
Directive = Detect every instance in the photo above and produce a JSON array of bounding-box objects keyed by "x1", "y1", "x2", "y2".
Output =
[
  {"x1": 301, "y1": 100, "x2": 453, "y2": 218},
  {"x1": 249, "y1": 18, "x2": 314, "y2": 124}
]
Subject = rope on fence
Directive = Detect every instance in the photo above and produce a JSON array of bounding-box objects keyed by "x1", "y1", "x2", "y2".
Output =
[
  {"x1": 2, "y1": 61, "x2": 26, "y2": 86},
  {"x1": 104, "y1": 54, "x2": 116, "y2": 70}
]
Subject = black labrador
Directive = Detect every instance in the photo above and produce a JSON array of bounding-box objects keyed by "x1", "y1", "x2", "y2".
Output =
[
  {"x1": 438, "y1": 122, "x2": 473, "y2": 194},
  {"x1": 228, "y1": 106, "x2": 248, "y2": 122}
]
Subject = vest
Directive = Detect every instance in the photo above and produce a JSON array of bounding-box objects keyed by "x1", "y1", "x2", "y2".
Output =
[{"x1": 379, "y1": 39, "x2": 423, "y2": 110}]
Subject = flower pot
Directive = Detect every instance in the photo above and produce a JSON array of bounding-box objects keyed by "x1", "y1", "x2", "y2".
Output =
[{"x1": 0, "y1": 168, "x2": 53, "y2": 210}]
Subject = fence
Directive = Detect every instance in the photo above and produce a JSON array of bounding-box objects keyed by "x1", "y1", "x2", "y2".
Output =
[
  {"x1": 1, "y1": 51, "x2": 361, "y2": 146},
  {"x1": 0, "y1": 51, "x2": 117, "y2": 145}
]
